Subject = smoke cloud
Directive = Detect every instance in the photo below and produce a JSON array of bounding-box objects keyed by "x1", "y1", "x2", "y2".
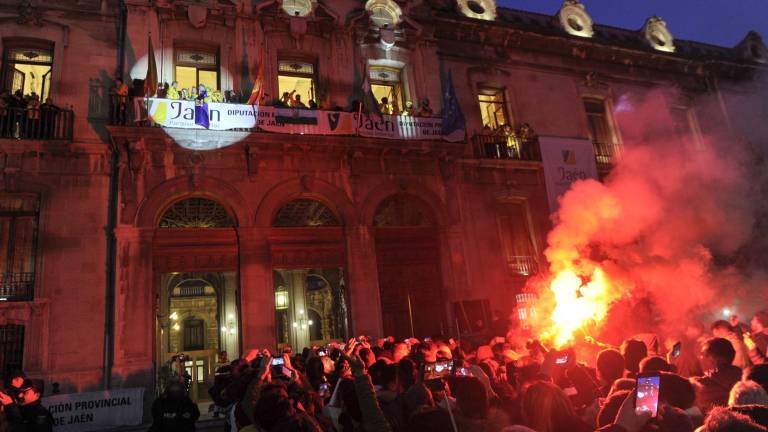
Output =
[{"x1": 529, "y1": 88, "x2": 768, "y2": 345}]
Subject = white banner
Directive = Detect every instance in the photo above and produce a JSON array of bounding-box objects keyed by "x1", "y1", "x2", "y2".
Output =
[
  {"x1": 143, "y1": 98, "x2": 463, "y2": 142},
  {"x1": 43, "y1": 388, "x2": 144, "y2": 432},
  {"x1": 539, "y1": 136, "x2": 599, "y2": 213}
]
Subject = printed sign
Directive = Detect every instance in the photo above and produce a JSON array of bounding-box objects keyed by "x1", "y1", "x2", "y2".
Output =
[
  {"x1": 43, "y1": 388, "x2": 144, "y2": 432},
  {"x1": 539, "y1": 136, "x2": 599, "y2": 213}
]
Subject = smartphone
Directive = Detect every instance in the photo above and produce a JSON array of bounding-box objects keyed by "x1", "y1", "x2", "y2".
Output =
[
  {"x1": 635, "y1": 373, "x2": 661, "y2": 417},
  {"x1": 671, "y1": 342, "x2": 681, "y2": 359},
  {"x1": 317, "y1": 349, "x2": 327, "y2": 357},
  {"x1": 455, "y1": 366, "x2": 473, "y2": 377},
  {"x1": 555, "y1": 354, "x2": 569, "y2": 365},
  {"x1": 319, "y1": 382, "x2": 330, "y2": 397},
  {"x1": 271, "y1": 357, "x2": 285, "y2": 366},
  {"x1": 423, "y1": 360, "x2": 453, "y2": 381}
]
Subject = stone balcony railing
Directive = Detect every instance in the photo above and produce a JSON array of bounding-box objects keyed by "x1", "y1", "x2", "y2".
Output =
[
  {"x1": 0, "y1": 107, "x2": 74, "y2": 141},
  {"x1": 472, "y1": 127, "x2": 541, "y2": 161}
]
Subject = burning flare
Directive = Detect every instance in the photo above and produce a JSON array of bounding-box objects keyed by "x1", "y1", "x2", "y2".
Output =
[{"x1": 545, "y1": 267, "x2": 614, "y2": 348}]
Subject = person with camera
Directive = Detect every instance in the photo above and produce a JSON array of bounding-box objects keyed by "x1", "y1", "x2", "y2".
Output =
[
  {"x1": 148, "y1": 380, "x2": 200, "y2": 432},
  {"x1": 0, "y1": 379, "x2": 53, "y2": 432}
]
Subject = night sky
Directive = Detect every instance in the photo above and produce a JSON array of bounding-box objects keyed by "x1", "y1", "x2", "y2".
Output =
[{"x1": 499, "y1": 0, "x2": 768, "y2": 47}]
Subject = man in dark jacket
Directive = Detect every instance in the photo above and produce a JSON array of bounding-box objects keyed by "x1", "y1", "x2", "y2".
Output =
[
  {"x1": 149, "y1": 380, "x2": 200, "y2": 432},
  {"x1": 1, "y1": 379, "x2": 54, "y2": 432},
  {"x1": 691, "y1": 337, "x2": 742, "y2": 414}
]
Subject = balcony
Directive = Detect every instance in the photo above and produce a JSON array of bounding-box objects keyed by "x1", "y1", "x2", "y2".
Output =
[
  {"x1": 472, "y1": 125, "x2": 541, "y2": 161},
  {"x1": 507, "y1": 255, "x2": 539, "y2": 276},
  {"x1": 0, "y1": 272, "x2": 35, "y2": 302},
  {"x1": 0, "y1": 107, "x2": 74, "y2": 141}
]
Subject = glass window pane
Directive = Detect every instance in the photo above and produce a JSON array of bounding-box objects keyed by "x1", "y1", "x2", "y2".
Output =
[
  {"x1": 10, "y1": 64, "x2": 51, "y2": 100},
  {"x1": 198, "y1": 70, "x2": 218, "y2": 91},
  {"x1": 278, "y1": 60, "x2": 314, "y2": 75},
  {"x1": 278, "y1": 75, "x2": 315, "y2": 106},
  {"x1": 7, "y1": 48, "x2": 53, "y2": 64},
  {"x1": 175, "y1": 66, "x2": 197, "y2": 93}
]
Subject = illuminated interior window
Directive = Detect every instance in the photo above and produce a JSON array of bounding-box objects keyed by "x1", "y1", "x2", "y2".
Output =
[
  {"x1": 2, "y1": 44, "x2": 53, "y2": 101},
  {"x1": 278, "y1": 60, "x2": 316, "y2": 106},
  {"x1": 369, "y1": 66, "x2": 404, "y2": 114},
  {"x1": 583, "y1": 98, "x2": 619, "y2": 165},
  {"x1": 477, "y1": 88, "x2": 509, "y2": 129},
  {"x1": 281, "y1": 0, "x2": 315, "y2": 17},
  {"x1": 174, "y1": 48, "x2": 219, "y2": 92}
]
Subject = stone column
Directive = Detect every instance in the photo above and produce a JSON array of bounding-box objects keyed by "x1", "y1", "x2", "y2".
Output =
[
  {"x1": 238, "y1": 227, "x2": 273, "y2": 350},
  {"x1": 346, "y1": 223, "x2": 383, "y2": 337}
]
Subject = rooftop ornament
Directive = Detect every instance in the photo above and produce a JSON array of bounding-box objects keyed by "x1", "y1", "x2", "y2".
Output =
[
  {"x1": 558, "y1": 0, "x2": 594, "y2": 38},
  {"x1": 735, "y1": 31, "x2": 768, "y2": 64},
  {"x1": 279, "y1": 0, "x2": 316, "y2": 17},
  {"x1": 457, "y1": 0, "x2": 496, "y2": 21},
  {"x1": 643, "y1": 16, "x2": 675, "y2": 53}
]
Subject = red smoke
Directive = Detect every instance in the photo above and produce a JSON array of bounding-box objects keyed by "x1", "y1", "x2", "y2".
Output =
[{"x1": 528, "y1": 90, "x2": 760, "y2": 346}]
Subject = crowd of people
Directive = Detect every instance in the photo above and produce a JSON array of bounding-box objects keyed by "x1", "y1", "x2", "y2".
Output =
[
  {"x1": 2, "y1": 309, "x2": 768, "y2": 432},
  {"x1": 0, "y1": 89, "x2": 64, "y2": 140},
  {"x1": 151, "y1": 309, "x2": 768, "y2": 432}
]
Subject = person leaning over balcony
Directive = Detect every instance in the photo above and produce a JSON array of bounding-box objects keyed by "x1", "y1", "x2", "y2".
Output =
[
  {"x1": 403, "y1": 100, "x2": 416, "y2": 116},
  {"x1": 25, "y1": 93, "x2": 41, "y2": 139},
  {"x1": 40, "y1": 97, "x2": 60, "y2": 139},
  {"x1": 111, "y1": 77, "x2": 129, "y2": 125},
  {"x1": 167, "y1": 81, "x2": 180, "y2": 100}
]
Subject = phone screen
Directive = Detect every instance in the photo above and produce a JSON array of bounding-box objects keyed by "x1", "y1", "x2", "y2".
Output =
[
  {"x1": 423, "y1": 360, "x2": 453, "y2": 381},
  {"x1": 635, "y1": 375, "x2": 661, "y2": 417},
  {"x1": 271, "y1": 358, "x2": 285, "y2": 366},
  {"x1": 455, "y1": 366, "x2": 473, "y2": 377},
  {"x1": 555, "y1": 355, "x2": 569, "y2": 365},
  {"x1": 671, "y1": 342, "x2": 681, "y2": 358}
]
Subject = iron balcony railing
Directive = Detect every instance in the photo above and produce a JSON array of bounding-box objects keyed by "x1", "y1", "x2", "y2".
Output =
[
  {"x1": 472, "y1": 132, "x2": 541, "y2": 161},
  {"x1": 0, "y1": 272, "x2": 35, "y2": 302},
  {"x1": 507, "y1": 255, "x2": 539, "y2": 276},
  {"x1": 0, "y1": 107, "x2": 74, "y2": 141}
]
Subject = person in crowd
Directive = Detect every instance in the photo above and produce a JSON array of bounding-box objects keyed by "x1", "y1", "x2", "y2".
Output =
[
  {"x1": 111, "y1": 77, "x2": 129, "y2": 125},
  {"x1": 292, "y1": 94, "x2": 307, "y2": 108},
  {"x1": 712, "y1": 319, "x2": 752, "y2": 369},
  {"x1": 453, "y1": 376, "x2": 509, "y2": 431},
  {"x1": 390, "y1": 100, "x2": 400, "y2": 116},
  {"x1": 403, "y1": 100, "x2": 416, "y2": 116},
  {"x1": 745, "y1": 364, "x2": 768, "y2": 394},
  {"x1": 691, "y1": 337, "x2": 743, "y2": 414},
  {"x1": 521, "y1": 381, "x2": 591, "y2": 432},
  {"x1": 751, "y1": 310, "x2": 768, "y2": 354},
  {"x1": 180, "y1": 88, "x2": 189, "y2": 100},
  {"x1": 24, "y1": 93, "x2": 41, "y2": 139},
  {"x1": 4, "y1": 371, "x2": 26, "y2": 404},
  {"x1": 378, "y1": 97, "x2": 390, "y2": 115},
  {"x1": 308, "y1": 99, "x2": 318, "y2": 110},
  {"x1": 596, "y1": 349, "x2": 625, "y2": 397},
  {"x1": 698, "y1": 406, "x2": 766, "y2": 432},
  {"x1": 621, "y1": 339, "x2": 648, "y2": 378},
  {"x1": 416, "y1": 97, "x2": 432, "y2": 117},
  {"x1": 167, "y1": 81, "x2": 180, "y2": 99},
  {"x1": 149, "y1": 380, "x2": 200, "y2": 432},
  {"x1": 155, "y1": 82, "x2": 168, "y2": 99},
  {"x1": 0, "y1": 379, "x2": 54, "y2": 432},
  {"x1": 729, "y1": 380, "x2": 768, "y2": 406},
  {"x1": 639, "y1": 355, "x2": 672, "y2": 373}
]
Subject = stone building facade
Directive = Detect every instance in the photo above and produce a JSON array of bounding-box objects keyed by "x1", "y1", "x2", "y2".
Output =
[{"x1": 0, "y1": 0, "x2": 766, "y2": 401}]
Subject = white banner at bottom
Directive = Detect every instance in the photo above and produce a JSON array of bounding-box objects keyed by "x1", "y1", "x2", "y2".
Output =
[{"x1": 43, "y1": 387, "x2": 144, "y2": 432}]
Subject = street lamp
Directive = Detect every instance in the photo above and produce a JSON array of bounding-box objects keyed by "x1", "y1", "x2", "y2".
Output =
[{"x1": 275, "y1": 286, "x2": 289, "y2": 310}]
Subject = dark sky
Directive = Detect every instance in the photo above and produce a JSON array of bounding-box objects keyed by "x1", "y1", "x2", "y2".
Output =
[{"x1": 498, "y1": 0, "x2": 768, "y2": 47}]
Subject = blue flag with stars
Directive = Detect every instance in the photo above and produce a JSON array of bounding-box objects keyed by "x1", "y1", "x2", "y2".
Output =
[{"x1": 441, "y1": 70, "x2": 465, "y2": 142}]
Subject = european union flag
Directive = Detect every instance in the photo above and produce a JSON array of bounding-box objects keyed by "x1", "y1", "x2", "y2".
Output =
[{"x1": 441, "y1": 70, "x2": 465, "y2": 142}]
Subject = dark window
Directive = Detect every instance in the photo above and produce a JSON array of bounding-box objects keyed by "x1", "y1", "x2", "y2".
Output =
[
  {"x1": 272, "y1": 199, "x2": 340, "y2": 227},
  {"x1": 159, "y1": 198, "x2": 235, "y2": 228},
  {"x1": 0, "y1": 194, "x2": 39, "y2": 301},
  {"x1": 1, "y1": 39, "x2": 54, "y2": 102},
  {"x1": 183, "y1": 319, "x2": 205, "y2": 351},
  {"x1": 374, "y1": 195, "x2": 432, "y2": 227},
  {"x1": 308, "y1": 309, "x2": 322, "y2": 341},
  {"x1": 497, "y1": 202, "x2": 538, "y2": 276},
  {"x1": 583, "y1": 98, "x2": 618, "y2": 165},
  {"x1": 0, "y1": 324, "x2": 25, "y2": 380}
]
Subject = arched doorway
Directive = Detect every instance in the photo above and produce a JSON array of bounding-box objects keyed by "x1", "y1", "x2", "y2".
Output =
[
  {"x1": 154, "y1": 197, "x2": 240, "y2": 403},
  {"x1": 269, "y1": 198, "x2": 349, "y2": 351},
  {"x1": 374, "y1": 194, "x2": 445, "y2": 338}
]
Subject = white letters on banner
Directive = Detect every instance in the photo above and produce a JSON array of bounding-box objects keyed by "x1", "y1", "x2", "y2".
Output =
[
  {"x1": 43, "y1": 388, "x2": 144, "y2": 432},
  {"x1": 143, "y1": 98, "x2": 464, "y2": 143},
  {"x1": 539, "y1": 136, "x2": 599, "y2": 213}
]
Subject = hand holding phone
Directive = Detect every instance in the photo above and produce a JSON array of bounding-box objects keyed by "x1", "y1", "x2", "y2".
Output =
[
  {"x1": 671, "y1": 342, "x2": 681, "y2": 359},
  {"x1": 635, "y1": 373, "x2": 661, "y2": 417}
]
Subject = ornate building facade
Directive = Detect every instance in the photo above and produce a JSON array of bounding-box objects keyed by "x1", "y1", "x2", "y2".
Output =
[{"x1": 0, "y1": 0, "x2": 766, "y2": 404}]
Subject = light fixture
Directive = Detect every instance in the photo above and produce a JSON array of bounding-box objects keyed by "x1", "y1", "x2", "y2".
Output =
[
  {"x1": 173, "y1": 323, "x2": 180, "y2": 331},
  {"x1": 170, "y1": 311, "x2": 178, "y2": 321},
  {"x1": 275, "y1": 286, "x2": 289, "y2": 310}
]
